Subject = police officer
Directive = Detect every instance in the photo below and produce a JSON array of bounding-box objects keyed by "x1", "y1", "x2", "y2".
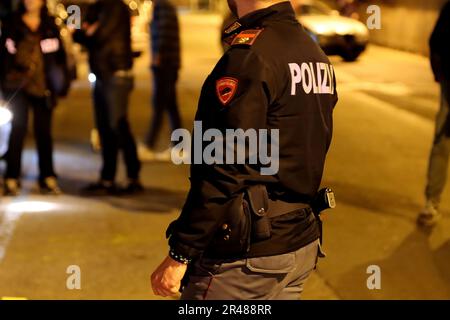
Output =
[{"x1": 151, "y1": 0, "x2": 337, "y2": 300}]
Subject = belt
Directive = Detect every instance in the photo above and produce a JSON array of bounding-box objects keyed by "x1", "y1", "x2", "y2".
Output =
[{"x1": 267, "y1": 199, "x2": 311, "y2": 218}]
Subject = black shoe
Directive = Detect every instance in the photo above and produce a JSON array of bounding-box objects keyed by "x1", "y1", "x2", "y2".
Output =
[
  {"x1": 81, "y1": 180, "x2": 118, "y2": 196},
  {"x1": 39, "y1": 177, "x2": 62, "y2": 195},
  {"x1": 121, "y1": 180, "x2": 144, "y2": 195},
  {"x1": 4, "y1": 178, "x2": 20, "y2": 196}
]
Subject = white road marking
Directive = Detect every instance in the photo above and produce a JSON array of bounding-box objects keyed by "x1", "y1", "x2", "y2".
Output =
[
  {"x1": 0, "y1": 202, "x2": 25, "y2": 263},
  {"x1": 0, "y1": 198, "x2": 75, "y2": 264}
]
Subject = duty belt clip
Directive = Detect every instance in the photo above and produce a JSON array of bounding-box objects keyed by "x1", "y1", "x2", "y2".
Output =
[{"x1": 311, "y1": 188, "x2": 336, "y2": 258}]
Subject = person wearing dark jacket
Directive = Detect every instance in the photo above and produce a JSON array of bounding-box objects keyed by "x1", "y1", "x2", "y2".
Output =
[
  {"x1": 0, "y1": 0, "x2": 70, "y2": 196},
  {"x1": 152, "y1": 0, "x2": 337, "y2": 299},
  {"x1": 0, "y1": 1, "x2": 13, "y2": 21},
  {"x1": 418, "y1": 0, "x2": 450, "y2": 227},
  {"x1": 73, "y1": 0, "x2": 142, "y2": 194},
  {"x1": 138, "y1": 0, "x2": 182, "y2": 161}
]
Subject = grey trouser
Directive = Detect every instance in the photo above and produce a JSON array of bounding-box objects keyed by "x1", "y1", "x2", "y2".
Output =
[
  {"x1": 426, "y1": 80, "x2": 450, "y2": 205},
  {"x1": 181, "y1": 239, "x2": 319, "y2": 300}
]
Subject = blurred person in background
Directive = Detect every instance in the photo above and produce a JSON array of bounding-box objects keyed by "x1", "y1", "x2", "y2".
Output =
[
  {"x1": 0, "y1": 0, "x2": 70, "y2": 196},
  {"x1": 74, "y1": 0, "x2": 143, "y2": 195},
  {"x1": 0, "y1": 1, "x2": 13, "y2": 21},
  {"x1": 0, "y1": 1, "x2": 13, "y2": 98},
  {"x1": 138, "y1": 0, "x2": 182, "y2": 162},
  {"x1": 418, "y1": 0, "x2": 450, "y2": 227}
]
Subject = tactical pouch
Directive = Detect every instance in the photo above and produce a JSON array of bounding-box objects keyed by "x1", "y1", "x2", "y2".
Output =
[
  {"x1": 208, "y1": 192, "x2": 252, "y2": 258},
  {"x1": 207, "y1": 185, "x2": 271, "y2": 258},
  {"x1": 245, "y1": 185, "x2": 271, "y2": 241}
]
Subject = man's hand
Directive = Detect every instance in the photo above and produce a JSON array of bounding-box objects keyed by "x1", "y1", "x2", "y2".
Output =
[
  {"x1": 82, "y1": 22, "x2": 99, "y2": 37},
  {"x1": 151, "y1": 256, "x2": 188, "y2": 297}
]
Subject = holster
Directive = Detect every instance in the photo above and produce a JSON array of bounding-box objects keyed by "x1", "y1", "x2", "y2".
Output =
[
  {"x1": 208, "y1": 192, "x2": 252, "y2": 258},
  {"x1": 208, "y1": 185, "x2": 314, "y2": 258},
  {"x1": 207, "y1": 185, "x2": 270, "y2": 258}
]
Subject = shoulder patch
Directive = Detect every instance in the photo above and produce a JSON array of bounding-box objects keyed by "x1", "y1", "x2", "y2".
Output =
[
  {"x1": 216, "y1": 77, "x2": 239, "y2": 106},
  {"x1": 231, "y1": 29, "x2": 264, "y2": 46}
]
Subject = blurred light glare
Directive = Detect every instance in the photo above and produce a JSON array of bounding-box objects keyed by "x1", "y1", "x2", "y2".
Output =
[
  {"x1": 6, "y1": 201, "x2": 59, "y2": 213},
  {"x1": 315, "y1": 24, "x2": 333, "y2": 35},
  {"x1": 336, "y1": 25, "x2": 349, "y2": 35},
  {"x1": 60, "y1": 28, "x2": 68, "y2": 37},
  {"x1": 56, "y1": 4, "x2": 65, "y2": 12},
  {"x1": 60, "y1": 11, "x2": 69, "y2": 20},
  {"x1": 0, "y1": 106, "x2": 13, "y2": 126},
  {"x1": 88, "y1": 73, "x2": 97, "y2": 83},
  {"x1": 129, "y1": 1, "x2": 138, "y2": 10}
]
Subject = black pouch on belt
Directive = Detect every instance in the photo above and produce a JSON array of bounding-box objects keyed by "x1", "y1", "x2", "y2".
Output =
[
  {"x1": 246, "y1": 185, "x2": 271, "y2": 241},
  {"x1": 207, "y1": 192, "x2": 252, "y2": 258}
]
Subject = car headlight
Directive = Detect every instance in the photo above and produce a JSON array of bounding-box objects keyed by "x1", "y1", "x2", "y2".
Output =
[{"x1": 0, "y1": 105, "x2": 13, "y2": 126}]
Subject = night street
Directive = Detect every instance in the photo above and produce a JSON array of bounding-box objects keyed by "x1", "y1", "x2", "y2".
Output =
[{"x1": 0, "y1": 12, "x2": 449, "y2": 300}]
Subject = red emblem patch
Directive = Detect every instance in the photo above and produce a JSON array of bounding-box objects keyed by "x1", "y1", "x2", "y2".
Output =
[{"x1": 216, "y1": 77, "x2": 238, "y2": 106}]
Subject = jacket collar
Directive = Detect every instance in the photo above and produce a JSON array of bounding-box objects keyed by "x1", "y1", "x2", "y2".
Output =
[{"x1": 223, "y1": 1, "x2": 296, "y2": 42}]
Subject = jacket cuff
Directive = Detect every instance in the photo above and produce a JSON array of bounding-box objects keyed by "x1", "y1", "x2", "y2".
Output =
[
  {"x1": 169, "y1": 248, "x2": 192, "y2": 265},
  {"x1": 168, "y1": 237, "x2": 203, "y2": 261}
]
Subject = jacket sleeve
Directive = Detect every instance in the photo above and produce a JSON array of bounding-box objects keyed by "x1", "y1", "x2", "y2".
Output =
[
  {"x1": 91, "y1": 2, "x2": 124, "y2": 46},
  {"x1": 430, "y1": 2, "x2": 450, "y2": 80},
  {"x1": 430, "y1": 2, "x2": 450, "y2": 54},
  {"x1": 45, "y1": 18, "x2": 71, "y2": 97},
  {"x1": 168, "y1": 48, "x2": 277, "y2": 259},
  {"x1": 0, "y1": 18, "x2": 12, "y2": 92},
  {"x1": 48, "y1": 19, "x2": 69, "y2": 73},
  {"x1": 56, "y1": 27, "x2": 71, "y2": 96},
  {"x1": 152, "y1": 3, "x2": 179, "y2": 54},
  {"x1": 0, "y1": 21, "x2": 5, "y2": 90}
]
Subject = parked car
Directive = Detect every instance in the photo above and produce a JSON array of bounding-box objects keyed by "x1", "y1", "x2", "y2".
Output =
[{"x1": 295, "y1": 0, "x2": 369, "y2": 61}]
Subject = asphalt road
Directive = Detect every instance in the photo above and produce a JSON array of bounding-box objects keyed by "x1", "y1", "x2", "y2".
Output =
[{"x1": 0, "y1": 13, "x2": 449, "y2": 300}]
